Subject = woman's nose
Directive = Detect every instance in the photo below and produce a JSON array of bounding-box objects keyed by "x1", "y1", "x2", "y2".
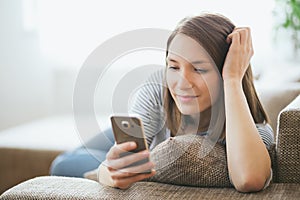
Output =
[{"x1": 177, "y1": 70, "x2": 193, "y2": 89}]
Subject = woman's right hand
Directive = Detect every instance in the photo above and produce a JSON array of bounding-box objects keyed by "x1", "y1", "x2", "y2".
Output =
[{"x1": 100, "y1": 141, "x2": 156, "y2": 189}]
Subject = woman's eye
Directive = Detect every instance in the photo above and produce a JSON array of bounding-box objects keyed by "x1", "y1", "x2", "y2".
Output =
[
  {"x1": 168, "y1": 66, "x2": 179, "y2": 70},
  {"x1": 194, "y1": 68, "x2": 207, "y2": 73}
]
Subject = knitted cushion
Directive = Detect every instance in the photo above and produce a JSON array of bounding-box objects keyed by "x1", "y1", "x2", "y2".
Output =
[
  {"x1": 84, "y1": 134, "x2": 276, "y2": 186},
  {"x1": 1, "y1": 176, "x2": 300, "y2": 200},
  {"x1": 147, "y1": 135, "x2": 232, "y2": 187},
  {"x1": 276, "y1": 95, "x2": 300, "y2": 183}
]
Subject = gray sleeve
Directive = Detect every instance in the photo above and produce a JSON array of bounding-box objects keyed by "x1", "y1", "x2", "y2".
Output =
[
  {"x1": 255, "y1": 123, "x2": 275, "y2": 149},
  {"x1": 129, "y1": 70, "x2": 166, "y2": 147}
]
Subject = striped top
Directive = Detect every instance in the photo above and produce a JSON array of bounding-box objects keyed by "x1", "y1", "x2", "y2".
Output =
[{"x1": 129, "y1": 69, "x2": 274, "y2": 150}]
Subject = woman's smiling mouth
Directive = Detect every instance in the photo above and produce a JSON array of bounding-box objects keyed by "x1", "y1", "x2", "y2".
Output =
[{"x1": 176, "y1": 94, "x2": 200, "y2": 103}]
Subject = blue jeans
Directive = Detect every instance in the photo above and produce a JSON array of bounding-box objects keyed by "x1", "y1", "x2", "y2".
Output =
[{"x1": 50, "y1": 128, "x2": 114, "y2": 177}]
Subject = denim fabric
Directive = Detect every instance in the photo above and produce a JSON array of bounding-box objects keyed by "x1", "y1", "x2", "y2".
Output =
[{"x1": 50, "y1": 128, "x2": 114, "y2": 177}]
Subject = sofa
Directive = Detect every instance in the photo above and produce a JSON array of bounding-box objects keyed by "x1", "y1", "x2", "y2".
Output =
[
  {"x1": 0, "y1": 83, "x2": 300, "y2": 199},
  {"x1": 0, "y1": 116, "x2": 82, "y2": 194}
]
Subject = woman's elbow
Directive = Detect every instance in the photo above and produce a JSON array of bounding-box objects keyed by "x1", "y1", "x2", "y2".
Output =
[{"x1": 234, "y1": 175, "x2": 266, "y2": 193}]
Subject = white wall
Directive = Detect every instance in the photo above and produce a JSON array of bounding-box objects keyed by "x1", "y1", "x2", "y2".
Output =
[
  {"x1": 0, "y1": 0, "x2": 297, "y2": 131},
  {"x1": 0, "y1": 0, "x2": 54, "y2": 130}
]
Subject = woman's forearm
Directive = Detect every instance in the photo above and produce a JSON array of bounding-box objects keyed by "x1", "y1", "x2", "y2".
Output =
[{"x1": 223, "y1": 79, "x2": 271, "y2": 192}]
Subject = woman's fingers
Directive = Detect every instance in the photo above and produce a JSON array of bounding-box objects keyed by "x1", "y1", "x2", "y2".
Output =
[
  {"x1": 227, "y1": 31, "x2": 240, "y2": 45},
  {"x1": 245, "y1": 28, "x2": 254, "y2": 55},
  {"x1": 106, "y1": 149, "x2": 150, "y2": 171},
  {"x1": 102, "y1": 141, "x2": 155, "y2": 189},
  {"x1": 113, "y1": 169, "x2": 156, "y2": 190},
  {"x1": 226, "y1": 27, "x2": 253, "y2": 58},
  {"x1": 237, "y1": 29, "x2": 248, "y2": 46},
  {"x1": 106, "y1": 142, "x2": 137, "y2": 160},
  {"x1": 223, "y1": 27, "x2": 254, "y2": 81},
  {"x1": 111, "y1": 161, "x2": 155, "y2": 179},
  {"x1": 227, "y1": 27, "x2": 251, "y2": 47}
]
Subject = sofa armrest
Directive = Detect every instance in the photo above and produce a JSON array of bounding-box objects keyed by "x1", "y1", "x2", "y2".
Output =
[{"x1": 276, "y1": 95, "x2": 300, "y2": 183}]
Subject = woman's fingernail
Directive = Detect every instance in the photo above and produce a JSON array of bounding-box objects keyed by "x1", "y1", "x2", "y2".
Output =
[
  {"x1": 149, "y1": 162, "x2": 155, "y2": 168},
  {"x1": 130, "y1": 142, "x2": 136, "y2": 147},
  {"x1": 143, "y1": 150, "x2": 149, "y2": 155},
  {"x1": 142, "y1": 151, "x2": 149, "y2": 156}
]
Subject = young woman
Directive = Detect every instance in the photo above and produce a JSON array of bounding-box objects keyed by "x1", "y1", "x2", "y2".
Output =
[{"x1": 51, "y1": 13, "x2": 274, "y2": 193}]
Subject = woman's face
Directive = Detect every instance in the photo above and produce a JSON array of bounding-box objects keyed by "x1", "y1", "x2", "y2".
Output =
[{"x1": 166, "y1": 33, "x2": 221, "y2": 116}]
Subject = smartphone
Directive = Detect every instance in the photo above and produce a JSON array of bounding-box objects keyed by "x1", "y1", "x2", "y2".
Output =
[{"x1": 110, "y1": 115, "x2": 151, "y2": 173}]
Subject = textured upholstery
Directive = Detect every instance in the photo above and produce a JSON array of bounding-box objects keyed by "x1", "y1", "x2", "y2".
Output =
[
  {"x1": 276, "y1": 95, "x2": 300, "y2": 183},
  {"x1": 1, "y1": 176, "x2": 300, "y2": 200},
  {"x1": 147, "y1": 134, "x2": 278, "y2": 188},
  {"x1": 147, "y1": 135, "x2": 231, "y2": 187}
]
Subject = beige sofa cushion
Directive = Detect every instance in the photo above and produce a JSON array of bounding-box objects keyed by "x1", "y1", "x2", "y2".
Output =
[
  {"x1": 147, "y1": 135, "x2": 232, "y2": 187},
  {"x1": 1, "y1": 176, "x2": 300, "y2": 199},
  {"x1": 276, "y1": 95, "x2": 300, "y2": 183},
  {"x1": 256, "y1": 83, "x2": 300, "y2": 133}
]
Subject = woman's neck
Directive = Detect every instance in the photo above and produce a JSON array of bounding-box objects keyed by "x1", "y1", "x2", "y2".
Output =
[{"x1": 185, "y1": 108, "x2": 211, "y2": 134}]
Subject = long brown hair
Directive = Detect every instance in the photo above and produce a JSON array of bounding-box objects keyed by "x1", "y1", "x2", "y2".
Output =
[{"x1": 164, "y1": 13, "x2": 269, "y2": 140}]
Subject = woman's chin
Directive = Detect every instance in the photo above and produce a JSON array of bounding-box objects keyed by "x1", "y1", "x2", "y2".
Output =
[
  {"x1": 177, "y1": 105, "x2": 209, "y2": 116},
  {"x1": 178, "y1": 108, "x2": 200, "y2": 116}
]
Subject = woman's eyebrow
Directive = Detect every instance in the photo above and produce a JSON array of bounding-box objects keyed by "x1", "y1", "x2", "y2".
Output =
[
  {"x1": 190, "y1": 60, "x2": 208, "y2": 64},
  {"x1": 166, "y1": 57, "x2": 178, "y2": 63},
  {"x1": 167, "y1": 57, "x2": 209, "y2": 65}
]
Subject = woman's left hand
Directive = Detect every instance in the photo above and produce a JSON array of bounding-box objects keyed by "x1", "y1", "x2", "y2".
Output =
[{"x1": 222, "y1": 27, "x2": 254, "y2": 82}]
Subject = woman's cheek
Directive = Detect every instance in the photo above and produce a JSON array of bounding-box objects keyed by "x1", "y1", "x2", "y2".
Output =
[{"x1": 166, "y1": 71, "x2": 176, "y2": 90}]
